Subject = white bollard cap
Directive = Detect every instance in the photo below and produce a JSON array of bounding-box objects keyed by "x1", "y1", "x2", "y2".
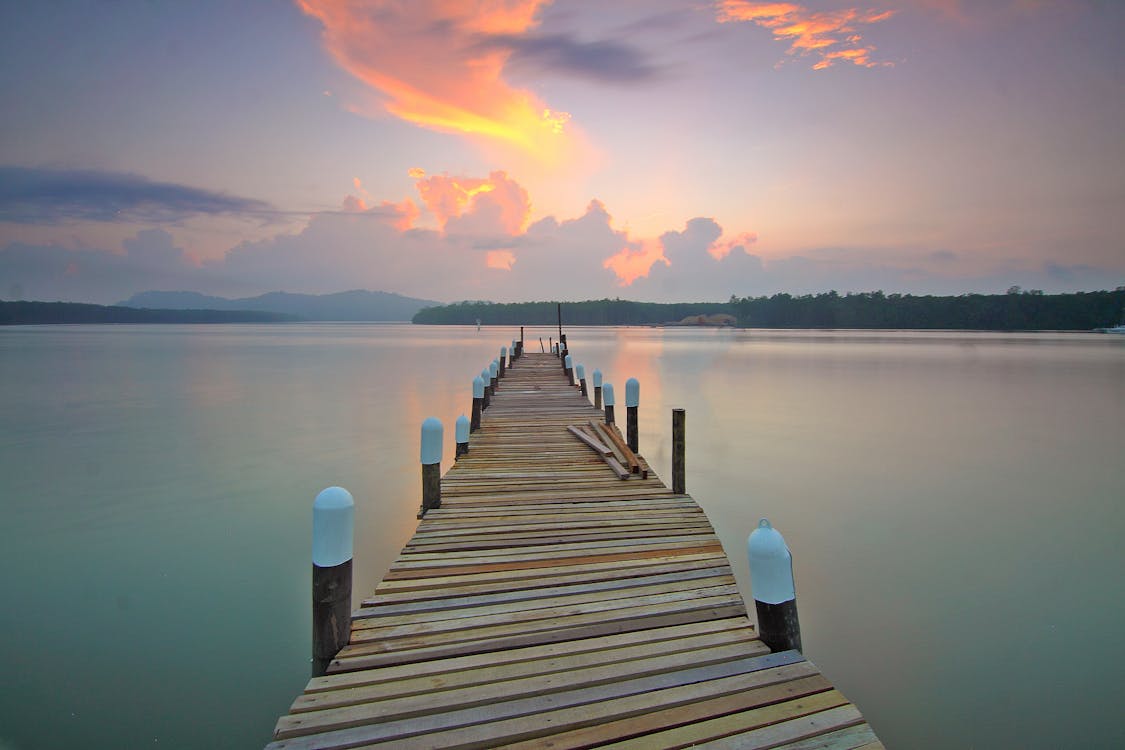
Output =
[
  {"x1": 603, "y1": 382, "x2": 615, "y2": 406},
  {"x1": 748, "y1": 518, "x2": 796, "y2": 604},
  {"x1": 421, "y1": 417, "x2": 443, "y2": 465},
  {"x1": 455, "y1": 414, "x2": 470, "y2": 443},
  {"x1": 481, "y1": 368, "x2": 491, "y2": 384},
  {"x1": 312, "y1": 486, "x2": 354, "y2": 567},
  {"x1": 501, "y1": 346, "x2": 507, "y2": 357},
  {"x1": 564, "y1": 354, "x2": 573, "y2": 368},
  {"x1": 489, "y1": 361, "x2": 498, "y2": 377},
  {"x1": 593, "y1": 369, "x2": 603, "y2": 387},
  {"x1": 576, "y1": 364, "x2": 585, "y2": 380},
  {"x1": 625, "y1": 378, "x2": 640, "y2": 407},
  {"x1": 472, "y1": 376, "x2": 485, "y2": 398}
]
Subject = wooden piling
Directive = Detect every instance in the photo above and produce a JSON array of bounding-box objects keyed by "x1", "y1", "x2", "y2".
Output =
[
  {"x1": 672, "y1": 408, "x2": 686, "y2": 494},
  {"x1": 311, "y1": 487, "x2": 353, "y2": 678}
]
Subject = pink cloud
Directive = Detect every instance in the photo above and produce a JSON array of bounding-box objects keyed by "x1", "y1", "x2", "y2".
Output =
[{"x1": 716, "y1": 1, "x2": 895, "y2": 70}]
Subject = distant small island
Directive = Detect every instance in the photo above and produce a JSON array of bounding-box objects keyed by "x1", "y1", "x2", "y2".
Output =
[{"x1": 413, "y1": 288, "x2": 1125, "y2": 331}]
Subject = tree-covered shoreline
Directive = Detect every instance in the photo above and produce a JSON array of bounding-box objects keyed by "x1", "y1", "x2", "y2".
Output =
[
  {"x1": 0, "y1": 300, "x2": 297, "y2": 324},
  {"x1": 413, "y1": 289, "x2": 1125, "y2": 331}
]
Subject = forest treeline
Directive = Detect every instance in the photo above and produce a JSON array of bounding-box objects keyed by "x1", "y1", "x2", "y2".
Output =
[
  {"x1": 414, "y1": 289, "x2": 1125, "y2": 330},
  {"x1": 0, "y1": 300, "x2": 296, "y2": 324}
]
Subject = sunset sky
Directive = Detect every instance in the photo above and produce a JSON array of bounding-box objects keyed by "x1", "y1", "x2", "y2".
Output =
[{"x1": 2, "y1": 0, "x2": 1122, "y2": 304}]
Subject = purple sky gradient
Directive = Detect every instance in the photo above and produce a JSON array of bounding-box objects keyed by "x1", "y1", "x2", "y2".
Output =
[{"x1": 2, "y1": 0, "x2": 1122, "y2": 304}]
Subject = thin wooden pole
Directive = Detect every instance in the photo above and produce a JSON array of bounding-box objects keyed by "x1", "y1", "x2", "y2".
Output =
[
  {"x1": 672, "y1": 408, "x2": 686, "y2": 494},
  {"x1": 312, "y1": 486, "x2": 353, "y2": 678},
  {"x1": 557, "y1": 302, "x2": 562, "y2": 343}
]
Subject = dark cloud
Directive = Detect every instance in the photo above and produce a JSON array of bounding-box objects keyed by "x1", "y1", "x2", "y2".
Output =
[
  {"x1": 0, "y1": 167, "x2": 273, "y2": 224},
  {"x1": 483, "y1": 32, "x2": 662, "y2": 84}
]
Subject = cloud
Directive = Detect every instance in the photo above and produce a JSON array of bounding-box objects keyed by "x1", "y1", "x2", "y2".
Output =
[
  {"x1": 715, "y1": 1, "x2": 895, "y2": 70},
  {"x1": 0, "y1": 167, "x2": 273, "y2": 224},
  {"x1": 481, "y1": 32, "x2": 662, "y2": 84},
  {"x1": 295, "y1": 0, "x2": 578, "y2": 163},
  {"x1": 412, "y1": 169, "x2": 531, "y2": 235}
]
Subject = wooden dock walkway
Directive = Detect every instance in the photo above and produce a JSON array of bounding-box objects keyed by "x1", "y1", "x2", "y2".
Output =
[{"x1": 268, "y1": 351, "x2": 880, "y2": 749}]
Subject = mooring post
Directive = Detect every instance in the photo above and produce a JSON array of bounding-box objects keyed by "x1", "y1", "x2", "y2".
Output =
[
  {"x1": 481, "y1": 368, "x2": 492, "y2": 409},
  {"x1": 471, "y1": 376, "x2": 484, "y2": 430},
  {"x1": 548, "y1": 337, "x2": 553, "y2": 355},
  {"x1": 603, "y1": 382, "x2": 616, "y2": 425},
  {"x1": 510, "y1": 340, "x2": 518, "y2": 365},
  {"x1": 520, "y1": 326, "x2": 525, "y2": 356},
  {"x1": 564, "y1": 354, "x2": 574, "y2": 385},
  {"x1": 499, "y1": 346, "x2": 507, "y2": 378},
  {"x1": 593, "y1": 369, "x2": 603, "y2": 409},
  {"x1": 560, "y1": 344, "x2": 568, "y2": 371},
  {"x1": 455, "y1": 414, "x2": 470, "y2": 458},
  {"x1": 748, "y1": 518, "x2": 802, "y2": 653},
  {"x1": 672, "y1": 408, "x2": 686, "y2": 494},
  {"x1": 312, "y1": 486, "x2": 354, "y2": 678},
  {"x1": 576, "y1": 364, "x2": 587, "y2": 397},
  {"x1": 419, "y1": 417, "x2": 442, "y2": 517},
  {"x1": 557, "y1": 303, "x2": 562, "y2": 343},
  {"x1": 625, "y1": 377, "x2": 640, "y2": 453},
  {"x1": 489, "y1": 360, "x2": 499, "y2": 395}
]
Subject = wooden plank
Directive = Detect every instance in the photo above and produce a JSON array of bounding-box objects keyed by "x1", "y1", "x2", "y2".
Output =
[{"x1": 567, "y1": 424, "x2": 612, "y2": 456}]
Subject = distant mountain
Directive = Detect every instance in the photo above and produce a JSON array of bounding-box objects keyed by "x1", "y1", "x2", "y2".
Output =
[{"x1": 119, "y1": 289, "x2": 440, "y2": 321}]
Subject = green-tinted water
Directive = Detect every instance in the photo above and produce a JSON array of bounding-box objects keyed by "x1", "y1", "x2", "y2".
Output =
[{"x1": 1, "y1": 325, "x2": 1122, "y2": 748}]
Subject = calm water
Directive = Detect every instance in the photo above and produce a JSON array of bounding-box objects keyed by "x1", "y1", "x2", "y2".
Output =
[{"x1": 1, "y1": 324, "x2": 1122, "y2": 749}]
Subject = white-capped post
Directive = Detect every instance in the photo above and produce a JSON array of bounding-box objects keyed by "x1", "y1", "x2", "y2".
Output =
[
  {"x1": 603, "y1": 382, "x2": 616, "y2": 425},
  {"x1": 511, "y1": 339, "x2": 518, "y2": 364},
  {"x1": 499, "y1": 346, "x2": 507, "y2": 378},
  {"x1": 625, "y1": 377, "x2": 640, "y2": 453},
  {"x1": 593, "y1": 369, "x2": 603, "y2": 409},
  {"x1": 576, "y1": 364, "x2": 588, "y2": 398},
  {"x1": 564, "y1": 354, "x2": 574, "y2": 386},
  {"x1": 480, "y1": 368, "x2": 492, "y2": 409},
  {"x1": 748, "y1": 518, "x2": 802, "y2": 653},
  {"x1": 489, "y1": 360, "x2": 499, "y2": 396},
  {"x1": 419, "y1": 417, "x2": 443, "y2": 516},
  {"x1": 471, "y1": 376, "x2": 484, "y2": 431},
  {"x1": 455, "y1": 414, "x2": 470, "y2": 458},
  {"x1": 312, "y1": 486, "x2": 354, "y2": 677}
]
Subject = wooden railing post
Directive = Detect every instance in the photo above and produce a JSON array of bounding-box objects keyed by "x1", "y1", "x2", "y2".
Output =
[
  {"x1": 455, "y1": 414, "x2": 470, "y2": 458},
  {"x1": 471, "y1": 376, "x2": 484, "y2": 430},
  {"x1": 625, "y1": 378, "x2": 640, "y2": 453},
  {"x1": 748, "y1": 518, "x2": 802, "y2": 653},
  {"x1": 419, "y1": 418, "x2": 442, "y2": 517},
  {"x1": 312, "y1": 486, "x2": 353, "y2": 677},
  {"x1": 672, "y1": 408, "x2": 686, "y2": 494}
]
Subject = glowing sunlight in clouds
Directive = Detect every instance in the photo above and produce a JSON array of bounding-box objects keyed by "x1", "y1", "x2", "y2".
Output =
[{"x1": 296, "y1": 0, "x2": 576, "y2": 164}]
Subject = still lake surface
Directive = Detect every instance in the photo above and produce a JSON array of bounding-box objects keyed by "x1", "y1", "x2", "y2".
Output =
[{"x1": 1, "y1": 324, "x2": 1122, "y2": 749}]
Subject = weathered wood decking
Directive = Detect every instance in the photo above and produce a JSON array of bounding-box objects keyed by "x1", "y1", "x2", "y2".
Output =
[{"x1": 268, "y1": 351, "x2": 880, "y2": 749}]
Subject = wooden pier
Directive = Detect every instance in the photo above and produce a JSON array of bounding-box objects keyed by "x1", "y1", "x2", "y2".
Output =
[{"x1": 268, "y1": 350, "x2": 880, "y2": 749}]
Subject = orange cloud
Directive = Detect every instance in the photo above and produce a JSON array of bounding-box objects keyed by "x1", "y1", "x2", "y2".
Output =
[
  {"x1": 603, "y1": 237, "x2": 668, "y2": 286},
  {"x1": 716, "y1": 1, "x2": 895, "y2": 69},
  {"x1": 412, "y1": 169, "x2": 531, "y2": 234},
  {"x1": 707, "y1": 231, "x2": 759, "y2": 260},
  {"x1": 486, "y1": 250, "x2": 517, "y2": 270},
  {"x1": 296, "y1": 1, "x2": 574, "y2": 163}
]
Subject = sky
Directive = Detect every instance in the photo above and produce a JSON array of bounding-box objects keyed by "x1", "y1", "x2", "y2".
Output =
[{"x1": 1, "y1": 0, "x2": 1123, "y2": 305}]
